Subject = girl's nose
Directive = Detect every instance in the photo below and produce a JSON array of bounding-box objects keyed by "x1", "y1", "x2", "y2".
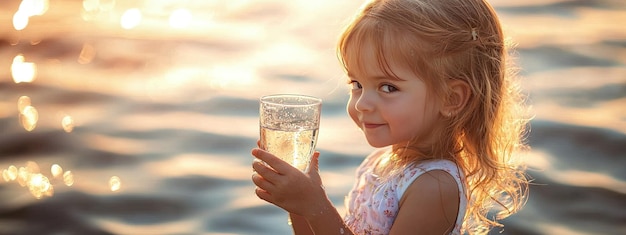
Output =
[{"x1": 354, "y1": 91, "x2": 374, "y2": 112}]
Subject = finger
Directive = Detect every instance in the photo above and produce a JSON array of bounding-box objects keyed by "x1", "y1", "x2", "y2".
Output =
[
  {"x1": 251, "y1": 148, "x2": 292, "y2": 173},
  {"x1": 251, "y1": 171, "x2": 274, "y2": 191},
  {"x1": 307, "y1": 152, "x2": 322, "y2": 184},
  {"x1": 252, "y1": 159, "x2": 281, "y2": 184},
  {"x1": 255, "y1": 186, "x2": 274, "y2": 203},
  {"x1": 307, "y1": 151, "x2": 320, "y2": 173},
  {"x1": 256, "y1": 140, "x2": 261, "y2": 148}
]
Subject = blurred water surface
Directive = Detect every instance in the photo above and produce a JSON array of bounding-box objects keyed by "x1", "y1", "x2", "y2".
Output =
[{"x1": 0, "y1": 0, "x2": 625, "y2": 234}]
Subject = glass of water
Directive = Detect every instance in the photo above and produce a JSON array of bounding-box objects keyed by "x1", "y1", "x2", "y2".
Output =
[{"x1": 259, "y1": 94, "x2": 322, "y2": 172}]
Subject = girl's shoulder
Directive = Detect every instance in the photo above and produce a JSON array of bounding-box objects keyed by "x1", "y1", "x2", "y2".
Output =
[{"x1": 411, "y1": 159, "x2": 462, "y2": 176}]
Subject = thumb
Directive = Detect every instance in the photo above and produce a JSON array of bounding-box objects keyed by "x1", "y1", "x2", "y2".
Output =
[{"x1": 307, "y1": 151, "x2": 322, "y2": 182}]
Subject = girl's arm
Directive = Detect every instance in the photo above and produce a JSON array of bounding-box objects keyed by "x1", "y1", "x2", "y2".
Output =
[
  {"x1": 289, "y1": 213, "x2": 313, "y2": 235},
  {"x1": 300, "y1": 200, "x2": 354, "y2": 235},
  {"x1": 389, "y1": 170, "x2": 460, "y2": 235}
]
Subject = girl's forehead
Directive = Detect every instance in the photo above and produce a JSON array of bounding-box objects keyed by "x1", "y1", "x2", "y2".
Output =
[{"x1": 344, "y1": 39, "x2": 412, "y2": 80}]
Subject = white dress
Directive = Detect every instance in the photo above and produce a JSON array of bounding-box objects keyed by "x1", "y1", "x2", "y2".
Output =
[{"x1": 344, "y1": 150, "x2": 467, "y2": 235}]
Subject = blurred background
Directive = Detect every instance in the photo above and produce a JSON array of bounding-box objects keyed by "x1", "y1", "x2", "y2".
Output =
[{"x1": 0, "y1": 0, "x2": 624, "y2": 234}]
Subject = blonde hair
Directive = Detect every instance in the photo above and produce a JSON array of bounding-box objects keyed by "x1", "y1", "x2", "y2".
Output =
[{"x1": 337, "y1": 0, "x2": 529, "y2": 233}]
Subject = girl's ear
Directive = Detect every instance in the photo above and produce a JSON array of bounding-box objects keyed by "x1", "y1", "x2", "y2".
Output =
[{"x1": 440, "y1": 80, "x2": 471, "y2": 117}]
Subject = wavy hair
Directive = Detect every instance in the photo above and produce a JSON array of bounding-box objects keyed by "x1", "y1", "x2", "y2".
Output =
[{"x1": 337, "y1": 0, "x2": 530, "y2": 233}]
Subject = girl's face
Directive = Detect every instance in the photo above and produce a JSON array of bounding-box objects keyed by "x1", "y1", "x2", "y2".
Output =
[{"x1": 346, "y1": 43, "x2": 442, "y2": 148}]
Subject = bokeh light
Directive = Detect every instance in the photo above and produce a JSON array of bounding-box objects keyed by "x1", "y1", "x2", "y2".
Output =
[
  {"x1": 169, "y1": 8, "x2": 192, "y2": 29},
  {"x1": 121, "y1": 8, "x2": 142, "y2": 29},
  {"x1": 12, "y1": 0, "x2": 49, "y2": 30},
  {"x1": 17, "y1": 96, "x2": 32, "y2": 113},
  {"x1": 19, "y1": 105, "x2": 39, "y2": 132},
  {"x1": 51, "y1": 164, "x2": 63, "y2": 178},
  {"x1": 83, "y1": 0, "x2": 99, "y2": 12},
  {"x1": 97, "y1": 0, "x2": 116, "y2": 11},
  {"x1": 63, "y1": 171, "x2": 74, "y2": 186},
  {"x1": 3, "y1": 165, "x2": 18, "y2": 182},
  {"x1": 12, "y1": 11, "x2": 29, "y2": 31},
  {"x1": 109, "y1": 176, "x2": 121, "y2": 192},
  {"x1": 28, "y1": 173, "x2": 53, "y2": 199},
  {"x1": 62, "y1": 115, "x2": 76, "y2": 133},
  {"x1": 19, "y1": 0, "x2": 49, "y2": 16},
  {"x1": 11, "y1": 55, "x2": 37, "y2": 83}
]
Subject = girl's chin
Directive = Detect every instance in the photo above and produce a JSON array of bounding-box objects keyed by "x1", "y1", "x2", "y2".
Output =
[{"x1": 365, "y1": 139, "x2": 391, "y2": 148}]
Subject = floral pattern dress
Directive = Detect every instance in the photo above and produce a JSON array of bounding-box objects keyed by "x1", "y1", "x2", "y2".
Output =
[{"x1": 343, "y1": 150, "x2": 467, "y2": 235}]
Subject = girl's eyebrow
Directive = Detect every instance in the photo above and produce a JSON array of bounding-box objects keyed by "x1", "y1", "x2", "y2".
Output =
[{"x1": 347, "y1": 72, "x2": 405, "y2": 81}]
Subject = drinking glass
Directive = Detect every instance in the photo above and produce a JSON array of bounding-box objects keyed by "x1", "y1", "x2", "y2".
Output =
[{"x1": 259, "y1": 94, "x2": 322, "y2": 172}]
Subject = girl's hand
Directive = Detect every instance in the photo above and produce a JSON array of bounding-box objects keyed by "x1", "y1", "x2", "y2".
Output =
[{"x1": 251, "y1": 148, "x2": 327, "y2": 217}]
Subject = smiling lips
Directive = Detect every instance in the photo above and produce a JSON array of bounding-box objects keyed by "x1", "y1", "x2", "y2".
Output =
[{"x1": 362, "y1": 122, "x2": 384, "y2": 129}]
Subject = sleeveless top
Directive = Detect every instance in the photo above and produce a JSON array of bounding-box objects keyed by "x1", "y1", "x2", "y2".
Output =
[{"x1": 343, "y1": 150, "x2": 468, "y2": 235}]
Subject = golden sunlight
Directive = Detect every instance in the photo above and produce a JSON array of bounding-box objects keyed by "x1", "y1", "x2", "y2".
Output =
[
  {"x1": 121, "y1": 8, "x2": 142, "y2": 30},
  {"x1": 169, "y1": 8, "x2": 192, "y2": 29},
  {"x1": 11, "y1": 54, "x2": 37, "y2": 83}
]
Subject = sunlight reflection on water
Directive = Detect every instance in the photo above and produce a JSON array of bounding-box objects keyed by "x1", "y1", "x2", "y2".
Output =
[
  {"x1": 1, "y1": 0, "x2": 625, "y2": 234},
  {"x1": 0, "y1": 160, "x2": 124, "y2": 199}
]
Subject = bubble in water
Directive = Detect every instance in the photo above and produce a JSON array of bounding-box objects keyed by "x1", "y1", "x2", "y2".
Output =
[
  {"x1": 19, "y1": 105, "x2": 38, "y2": 131},
  {"x1": 63, "y1": 171, "x2": 74, "y2": 186},
  {"x1": 109, "y1": 176, "x2": 121, "y2": 191},
  {"x1": 62, "y1": 115, "x2": 75, "y2": 133},
  {"x1": 51, "y1": 164, "x2": 63, "y2": 178}
]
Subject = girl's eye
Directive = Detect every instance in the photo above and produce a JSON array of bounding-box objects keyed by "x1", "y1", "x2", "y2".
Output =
[
  {"x1": 380, "y1": 84, "x2": 398, "y2": 93},
  {"x1": 349, "y1": 80, "x2": 362, "y2": 89}
]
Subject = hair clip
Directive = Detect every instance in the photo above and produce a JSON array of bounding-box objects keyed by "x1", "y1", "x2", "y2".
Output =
[{"x1": 471, "y1": 28, "x2": 478, "y2": 41}]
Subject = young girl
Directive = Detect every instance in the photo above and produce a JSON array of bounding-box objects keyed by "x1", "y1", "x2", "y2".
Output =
[{"x1": 251, "y1": 0, "x2": 529, "y2": 234}]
